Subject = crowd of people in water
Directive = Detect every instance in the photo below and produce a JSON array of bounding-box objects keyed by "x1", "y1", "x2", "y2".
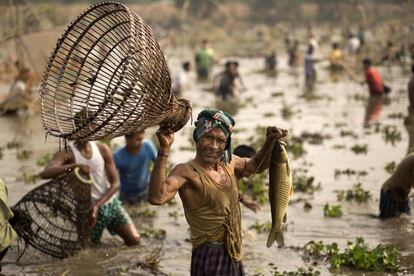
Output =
[{"x1": 1, "y1": 22, "x2": 414, "y2": 275}]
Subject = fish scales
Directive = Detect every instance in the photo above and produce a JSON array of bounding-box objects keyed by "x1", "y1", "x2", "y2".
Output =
[{"x1": 267, "y1": 141, "x2": 293, "y2": 247}]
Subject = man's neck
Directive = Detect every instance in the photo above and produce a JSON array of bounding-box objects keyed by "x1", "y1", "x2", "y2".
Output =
[
  {"x1": 74, "y1": 140, "x2": 89, "y2": 150},
  {"x1": 125, "y1": 145, "x2": 141, "y2": 155},
  {"x1": 194, "y1": 156, "x2": 219, "y2": 171}
]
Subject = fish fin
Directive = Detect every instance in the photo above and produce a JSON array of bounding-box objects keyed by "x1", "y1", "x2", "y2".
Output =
[
  {"x1": 283, "y1": 212, "x2": 287, "y2": 223},
  {"x1": 266, "y1": 229, "x2": 277, "y2": 248},
  {"x1": 289, "y1": 184, "x2": 294, "y2": 197},
  {"x1": 276, "y1": 232, "x2": 285, "y2": 247}
]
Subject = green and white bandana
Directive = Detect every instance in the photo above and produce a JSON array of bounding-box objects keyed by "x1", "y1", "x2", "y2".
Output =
[{"x1": 193, "y1": 109, "x2": 235, "y2": 163}]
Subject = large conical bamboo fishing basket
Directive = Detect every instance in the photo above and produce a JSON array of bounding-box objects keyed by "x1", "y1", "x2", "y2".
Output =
[
  {"x1": 12, "y1": 168, "x2": 92, "y2": 259},
  {"x1": 39, "y1": 1, "x2": 191, "y2": 141}
]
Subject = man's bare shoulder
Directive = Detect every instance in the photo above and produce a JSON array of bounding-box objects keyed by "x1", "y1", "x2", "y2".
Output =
[{"x1": 170, "y1": 162, "x2": 195, "y2": 177}]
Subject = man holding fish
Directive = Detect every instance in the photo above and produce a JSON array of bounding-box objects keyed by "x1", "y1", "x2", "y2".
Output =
[{"x1": 148, "y1": 109, "x2": 289, "y2": 275}]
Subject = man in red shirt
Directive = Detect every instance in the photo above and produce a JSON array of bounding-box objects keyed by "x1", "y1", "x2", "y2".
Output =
[{"x1": 362, "y1": 58, "x2": 385, "y2": 96}]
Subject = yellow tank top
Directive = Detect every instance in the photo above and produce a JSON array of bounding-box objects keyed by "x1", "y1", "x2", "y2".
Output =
[{"x1": 185, "y1": 160, "x2": 242, "y2": 261}]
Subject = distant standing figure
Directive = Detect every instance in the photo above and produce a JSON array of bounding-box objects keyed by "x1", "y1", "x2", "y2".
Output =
[
  {"x1": 195, "y1": 40, "x2": 214, "y2": 80},
  {"x1": 362, "y1": 58, "x2": 389, "y2": 96},
  {"x1": 304, "y1": 44, "x2": 317, "y2": 91},
  {"x1": 114, "y1": 130, "x2": 157, "y2": 204},
  {"x1": 329, "y1": 42, "x2": 344, "y2": 69},
  {"x1": 288, "y1": 40, "x2": 300, "y2": 66},
  {"x1": 172, "y1": 61, "x2": 191, "y2": 98},
  {"x1": 379, "y1": 153, "x2": 414, "y2": 219},
  {"x1": 265, "y1": 51, "x2": 277, "y2": 71},
  {"x1": 0, "y1": 67, "x2": 33, "y2": 114},
  {"x1": 348, "y1": 34, "x2": 360, "y2": 54}
]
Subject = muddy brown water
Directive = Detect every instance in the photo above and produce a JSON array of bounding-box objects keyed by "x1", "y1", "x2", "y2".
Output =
[{"x1": 0, "y1": 53, "x2": 412, "y2": 275}]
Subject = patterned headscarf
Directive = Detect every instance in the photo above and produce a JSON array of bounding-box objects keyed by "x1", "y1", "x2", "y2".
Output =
[{"x1": 193, "y1": 109, "x2": 235, "y2": 163}]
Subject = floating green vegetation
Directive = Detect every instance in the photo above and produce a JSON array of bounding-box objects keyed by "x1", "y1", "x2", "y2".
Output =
[
  {"x1": 140, "y1": 229, "x2": 166, "y2": 239},
  {"x1": 249, "y1": 220, "x2": 271, "y2": 234},
  {"x1": 16, "y1": 150, "x2": 33, "y2": 160},
  {"x1": 323, "y1": 204, "x2": 342, "y2": 218},
  {"x1": 293, "y1": 174, "x2": 321, "y2": 194},
  {"x1": 334, "y1": 122, "x2": 347, "y2": 128},
  {"x1": 387, "y1": 113, "x2": 404, "y2": 119},
  {"x1": 281, "y1": 104, "x2": 293, "y2": 120},
  {"x1": 21, "y1": 172, "x2": 39, "y2": 185},
  {"x1": 263, "y1": 112, "x2": 276, "y2": 118},
  {"x1": 6, "y1": 140, "x2": 22, "y2": 149},
  {"x1": 334, "y1": 169, "x2": 368, "y2": 179},
  {"x1": 271, "y1": 91, "x2": 284, "y2": 97},
  {"x1": 335, "y1": 183, "x2": 372, "y2": 203},
  {"x1": 36, "y1": 153, "x2": 52, "y2": 166},
  {"x1": 168, "y1": 210, "x2": 180, "y2": 220},
  {"x1": 239, "y1": 173, "x2": 268, "y2": 205},
  {"x1": 300, "y1": 132, "x2": 331, "y2": 145},
  {"x1": 303, "y1": 237, "x2": 404, "y2": 272},
  {"x1": 339, "y1": 130, "x2": 358, "y2": 139},
  {"x1": 350, "y1": 144, "x2": 368, "y2": 155},
  {"x1": 138, "y1": 208, "x2": 157, "y2": 218},
  {"x1": 285, "y1": 136, "x2": 306, "y2": 159},
  {"x1": 381, "y1": 125, "x2": 402, "y2": 146},
  {"x1": 332, "y1": 144, "x2": 346, "y2": 150},
  {"x1": 384, "y1": 161, "x2": 396, "y2": 174},
  {"x1": 267, "y1": 265, "x2": 321, "y2": 276}
]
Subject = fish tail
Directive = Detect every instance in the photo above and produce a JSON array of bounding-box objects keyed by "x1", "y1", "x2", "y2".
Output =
[
  {"x1": 266, "y1": 228, "x2": 277, "y2": 248},
  {"x1": 276, "y1": 232, "x2": 285, "y2": 246},
  {"x1": 267, "y1": 229, "x2": 285, "y2": 247}
]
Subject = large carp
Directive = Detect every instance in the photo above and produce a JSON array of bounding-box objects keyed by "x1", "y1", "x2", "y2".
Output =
[{"x1": 267, "y1": 141, "x2": 293, "y2": 247}]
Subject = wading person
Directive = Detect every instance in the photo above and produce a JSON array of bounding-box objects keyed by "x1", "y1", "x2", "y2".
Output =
[
  {"x1": 195, "y1": 40, "x2": 214, "y2": 80},
  {"x1": 172, "y1": 61, "x2": 191, "y2": 98},
  {"x1": 40, "y1": 111, "x2": 140, "y2": 246},
  {"x1": 379, "y1": 152, "x2": 414, "y2": 219},
  {"x1": 214, "y1": 61, "x2": 244, "y2": 101},
  {"x1": 0, "y1": 179, "x2": 17, "y2": 268},
  {"x1": 114, "y1": 130, "x2": 157, "y2": 204},
  {"x1": 361, "y1": 58, "x2": 390, "y2": 96},
  {"x1": 148, "y1": 109, "x2": 287, "y2": 275}
]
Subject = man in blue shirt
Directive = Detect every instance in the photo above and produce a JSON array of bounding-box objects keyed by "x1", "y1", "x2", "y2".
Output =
[{"x1": 114, "y1": 130, "x2": 157, "y2": 204}]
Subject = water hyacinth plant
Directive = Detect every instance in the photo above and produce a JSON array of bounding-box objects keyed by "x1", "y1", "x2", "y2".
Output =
[
  {"x1": 323, "y1": 204, "x2": 342, "y2": 218},
  {"x1": 293, "y1": 173, "x2": 321, "y2": 194},
  {"x1": 36, "y1": 153, "x2": 52, "y2": 166},
  {"x1": 384, "y1": 161, "x2": 396, "y2": 174},
  {"x1": 335, "y1": 183, "x2": 372, "y2": 203},
  {"x1": 268, "y1": 265, "x2": 321, "y2": 276},
  {"x1": 381, "y1": 125, "x2": 402, "y2": 146},
  {"x1": 350, "y1": 144, "x2": 368, "y2": 154},
  {"x1": 239, "y1": 173, "x2": 268, "y2": 205},
  {"x1": 249, "y1": 220, "x2": 272, "y2": 234},
  {"x1": 334, "y1": 169, "x2": 368, "y2": 179},
  {"x1": 303, "y1": 238, "x2": 404, "y2": 272}
]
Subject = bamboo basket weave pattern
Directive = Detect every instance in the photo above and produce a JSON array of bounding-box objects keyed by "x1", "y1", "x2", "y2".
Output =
[
  {"x1": 39, "y1": 2, "x2": 191, "y2": 141},
  {"x1": 12, "y1": 171, "x2": 92, "y2": 259}
]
